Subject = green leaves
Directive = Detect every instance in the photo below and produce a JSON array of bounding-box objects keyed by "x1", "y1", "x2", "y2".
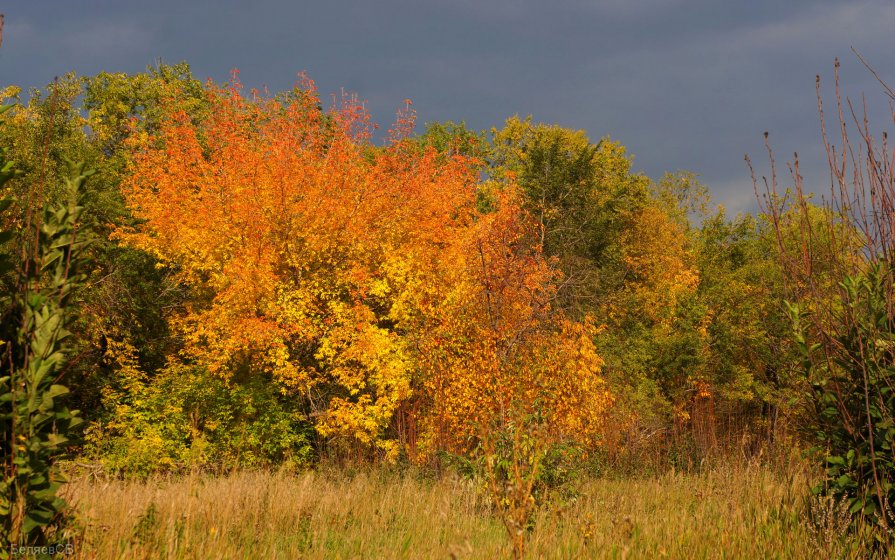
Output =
[
  {"x1": 84, "y1": 364, "x2": 313, "y2": 476},
  {"x1": 1, "y1": 142, "x2": 92, "y2": 544},
  {"x1": 797, "y1": 261, "x2": 895, "y2": 533},
  {"x1": 0, "y1": 106, "x2": 20, "y2": 280}
]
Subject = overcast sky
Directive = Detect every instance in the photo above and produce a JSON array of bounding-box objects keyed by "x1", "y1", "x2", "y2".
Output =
[{"x1": 3, "y1": 1, "x2": 895, "y2": 213}]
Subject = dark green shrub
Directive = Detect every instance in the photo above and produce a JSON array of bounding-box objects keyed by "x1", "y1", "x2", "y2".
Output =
[
  {"x1": 790, "y1": 262, "x2": 895, "y2": 532},
  {"x1": 0, "y1": 108, "x2": 92, "y2": 546}
]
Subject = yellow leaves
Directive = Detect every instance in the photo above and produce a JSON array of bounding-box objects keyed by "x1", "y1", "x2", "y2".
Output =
[
  {"x1": 0, "y1": 85, "x2": 20, "y2": 102},
  {"x1": 368, "y1": 277, "x2": 391, "y2": 298},
  {"x1": 696, "y1": 309, "x2": 714, "y2": 340},
  {"x1": 619, "y1": 204, "x2": 700, "y2": 325},
  {"x1": 118, "y1": 78, "x2": 475, "y2": 452},
  {"x1": 119, "y1": 75, "x2": 614, "y2": 459}
]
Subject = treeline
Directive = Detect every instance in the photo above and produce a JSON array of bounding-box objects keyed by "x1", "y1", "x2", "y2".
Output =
[
  {"x1": 1, "y1": 62, "x2": 891, "y2": 548},
  {"x1": 0, "y1": 64, "x2": 807, "y2": 470}
]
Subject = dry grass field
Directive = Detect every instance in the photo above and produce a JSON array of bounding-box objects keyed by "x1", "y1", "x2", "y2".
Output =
[{"x1": 61, "y1": 459, "x2": 885, "y2": 559}]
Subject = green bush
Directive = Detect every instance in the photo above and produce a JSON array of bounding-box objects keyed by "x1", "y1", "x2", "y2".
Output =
[
  {"x1": 0, "y1": 127, "x2": 92, "y2": 545},
  {"x1": 790, "y1": 261, "x2": 895, "y2": 534},
  {"x1": 86, "y1": 365, "x2": 314, "y2": 477}
]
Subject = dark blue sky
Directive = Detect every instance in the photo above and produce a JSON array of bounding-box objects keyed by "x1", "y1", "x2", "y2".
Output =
[{"x1": 3, "y1": 1, "x2": 894, "y2": 213}]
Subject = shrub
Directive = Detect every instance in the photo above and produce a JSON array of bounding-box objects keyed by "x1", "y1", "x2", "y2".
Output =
[
  {"x1": 0, "y1": 111, "x2": 91, "y2": 545},
  {"x1": 86, "y1": 365, "x2": 314, "y2": 476},
  {"x1": 757, "y1": 59, "x2": 895, "y2": 539},
  {"x1": 790, "y1": 262, "x2": 895, "y2": 529}
]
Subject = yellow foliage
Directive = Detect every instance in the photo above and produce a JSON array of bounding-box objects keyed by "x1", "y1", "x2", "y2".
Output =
[
  {"x1": 620, "y1": 205, "x2": 699, "y2": 326},
  {"x1": 119, "y1": 79, "x2": 612, "y2": 458}
]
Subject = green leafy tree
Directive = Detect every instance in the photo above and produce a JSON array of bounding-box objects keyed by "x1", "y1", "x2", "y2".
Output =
[
  {"x1": 0, "y1": 105, "x2": 92, "y2": 544},
  {"x1": 690, "y1": 210, "x2": 800, "y2": 449},
  {"x1": 0, "y1": 65, "x2": 206, "y2": 427},
  {"x1": 489, "y1": 116, "x2": 649, "y2": 314},
  {"x1": 415, "y1": 120, "x2": 489, "y2": 160}
]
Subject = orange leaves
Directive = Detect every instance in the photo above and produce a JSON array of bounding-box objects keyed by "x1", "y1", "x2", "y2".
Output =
[
  {"x1": 119, "y1": 78, "x2": 476, "y2": 452},
  {"x1": 410, "y1": 187, "x2": 611, "y2": 457},
  {"x1": 119, "y1": 75, "x2": 612, "y2": 458}
]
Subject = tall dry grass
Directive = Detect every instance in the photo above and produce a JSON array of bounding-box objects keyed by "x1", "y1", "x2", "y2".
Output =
[{"x1": 62, "y1": 461, "x2": 885, "y2": 559}]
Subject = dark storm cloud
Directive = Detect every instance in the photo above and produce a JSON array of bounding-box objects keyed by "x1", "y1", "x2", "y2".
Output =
[{"x1": 2, "y1": 0, "x2": 894, "y2": 212}]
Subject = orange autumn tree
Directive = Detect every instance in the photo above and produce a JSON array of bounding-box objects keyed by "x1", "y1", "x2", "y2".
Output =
[
  {"x1": 410, "y1": 186, "x2": 612, "y2": 456},
  {"x1": 119, "y1": 74, "x2": 610, "y2": 460}
]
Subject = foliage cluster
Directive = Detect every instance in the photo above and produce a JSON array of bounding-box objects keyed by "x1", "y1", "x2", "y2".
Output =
[
  {"x1": 0, "y1": 105, "x2": 89, "y2": 547},
  {"x1": 0, "y1": 64, "x2": 811, "y2": 478},
  {"x1": 7, "y1": 56, "x2": 894, "y2": 553},
  {"x1": 115, "y1": 76, "x2": 610, "y2": 464},
  {"x1": 755, "y1": 59, "x2": 895, "y2": 540}
]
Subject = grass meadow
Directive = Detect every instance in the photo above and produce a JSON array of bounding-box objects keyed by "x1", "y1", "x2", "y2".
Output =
[{"x1": 62, "y1": 457, "x2": 885, "y2": 559}]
